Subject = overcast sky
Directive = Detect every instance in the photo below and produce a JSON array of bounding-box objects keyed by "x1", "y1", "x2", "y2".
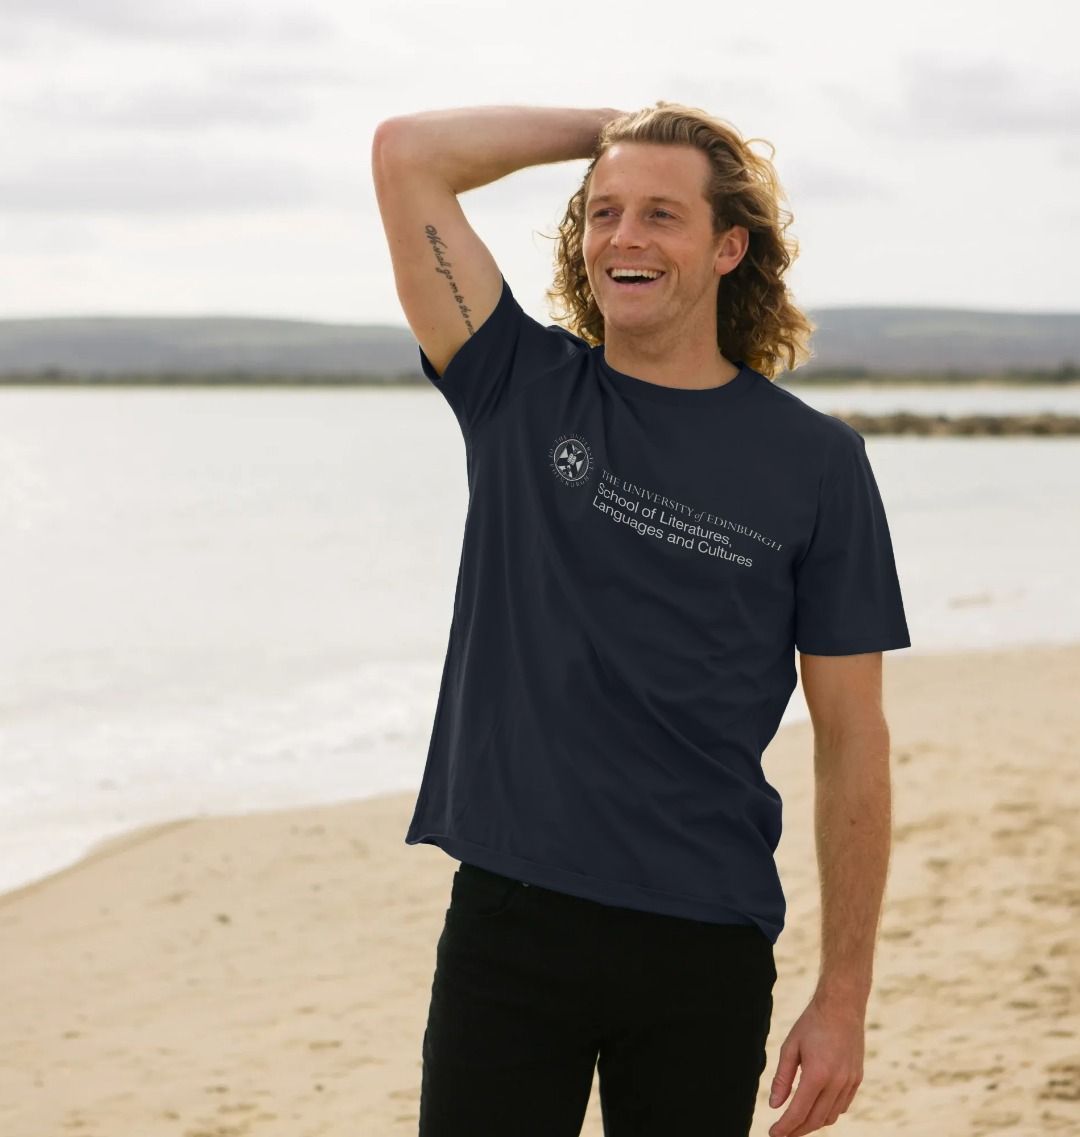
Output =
[{"x1": 1, "y1": 0, "x2": 1077, "y2": 325}]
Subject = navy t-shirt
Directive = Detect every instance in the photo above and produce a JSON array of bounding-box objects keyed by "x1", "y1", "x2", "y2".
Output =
[{"x1": 405, "y1": 274, "x2": 910, "y2": 944}]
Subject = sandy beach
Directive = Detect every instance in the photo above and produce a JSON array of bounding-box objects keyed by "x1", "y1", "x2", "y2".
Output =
[{"x1": 2, "y1": 641, "x2": 1077, "y2": 1137}]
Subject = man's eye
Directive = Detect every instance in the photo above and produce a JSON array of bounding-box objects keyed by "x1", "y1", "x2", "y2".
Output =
[{"x1": 590, "y1": 208, "x2": 674, "y2": 219}]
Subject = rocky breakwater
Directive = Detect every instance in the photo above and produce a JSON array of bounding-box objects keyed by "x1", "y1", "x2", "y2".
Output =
[{"x1": 829, "y1": 410, "x2": 1080, "y2": 436}]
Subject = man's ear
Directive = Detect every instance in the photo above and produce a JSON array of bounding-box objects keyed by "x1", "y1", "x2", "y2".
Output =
[
  {"x1": 713, "y1": 234, "x2": 729, "y2": 275},
  {"x1": 715, "y1": 225, "x2": 749, "y2": 275}
]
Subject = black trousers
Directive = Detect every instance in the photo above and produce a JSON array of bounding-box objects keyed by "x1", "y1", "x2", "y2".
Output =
[{"x1": 418, "y1": 862, "x2": 776, "y2": 1137}]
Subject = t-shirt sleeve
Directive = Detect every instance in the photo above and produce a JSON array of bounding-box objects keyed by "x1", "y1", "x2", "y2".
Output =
[
  {"x1": 794, "y1": 424, "x2": 911, "y2": 655},
  {"x1": 418, "y1": 274, "x2": 581, "y2": 439}
]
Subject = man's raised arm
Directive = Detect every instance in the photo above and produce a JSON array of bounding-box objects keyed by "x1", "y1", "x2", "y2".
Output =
[{"x1": 371, "y1": 105, "x2": 620, "y2": 378}]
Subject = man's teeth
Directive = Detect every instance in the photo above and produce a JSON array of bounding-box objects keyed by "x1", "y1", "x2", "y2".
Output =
[{"x1": 610, "y1": 269, "x2": 663, "y2": 280}]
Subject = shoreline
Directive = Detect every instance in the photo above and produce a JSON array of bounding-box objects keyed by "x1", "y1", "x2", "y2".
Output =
[
  {"x1": 3, "y1": 639, "x2": 1078, "y2": 1135},
  {"x1": 1, "y1": 636, "x2": 1075, "y2": 909}
]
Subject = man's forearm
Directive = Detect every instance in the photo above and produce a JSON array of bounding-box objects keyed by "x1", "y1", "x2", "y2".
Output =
[
  {"x1": 376, "y1": 105, "x2": 622, "y2": 194},
  {"x1": 812, "y1": 727, "x2": 892, "y2": 1014}
]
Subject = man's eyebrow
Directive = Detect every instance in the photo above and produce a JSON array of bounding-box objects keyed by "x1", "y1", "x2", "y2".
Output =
[{"x1": 587, "y1": 193, "x2": 690, "y2": 208}]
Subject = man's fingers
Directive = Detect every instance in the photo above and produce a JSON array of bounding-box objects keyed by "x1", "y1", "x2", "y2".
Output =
[
  {"x1": 827, "y1": 1078, "x2": 861, "y2": 1124},
  {"x1": 768, "y1": 1076, "x2": 826, "y2": 1137},
  {"x1": 769, "y1": 1040, "x2": 800, "y2": 1106},
  {"x1": 786, "y1": 1081, "x2": 848, "y2": 1137}
]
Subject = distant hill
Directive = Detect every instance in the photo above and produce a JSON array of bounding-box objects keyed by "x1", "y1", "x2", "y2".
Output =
[
  {"x1": 804, "y1": 308, "x2": 1078, "y2": 377},
  {"x1": 0, "y1": 315, "x2": 416, "y2": 382},
  {"x1": 0, "y1": 307, "x2": 1077, "y2": 382}
]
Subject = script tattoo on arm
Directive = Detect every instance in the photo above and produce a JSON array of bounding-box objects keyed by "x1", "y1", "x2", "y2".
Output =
[{"x1": 424, "y1": 224, "x2": 475, "y2": 335}]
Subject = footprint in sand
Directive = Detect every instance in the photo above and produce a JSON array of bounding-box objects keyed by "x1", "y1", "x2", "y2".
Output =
[{"x1": 1040, "y1": 1061, "x2": 1080, "y2": 1102}]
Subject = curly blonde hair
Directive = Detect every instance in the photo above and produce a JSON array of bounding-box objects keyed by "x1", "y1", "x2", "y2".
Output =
[{"x1": 541, "y1": 101, "x2": 815, "y2": 381}]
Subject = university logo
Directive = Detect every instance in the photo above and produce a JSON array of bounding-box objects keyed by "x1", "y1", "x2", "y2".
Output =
[{"x1": 548, "y1": 434, "x2": 593, "y2": 488}]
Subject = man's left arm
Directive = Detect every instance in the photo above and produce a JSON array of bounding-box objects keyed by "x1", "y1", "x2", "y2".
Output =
[
  {"x1": 767, "y1": 649, "x2": 892, "y2": 1137},
  {"x1": 810, "y1": 651, "x2": 892, "y2": 1011}
]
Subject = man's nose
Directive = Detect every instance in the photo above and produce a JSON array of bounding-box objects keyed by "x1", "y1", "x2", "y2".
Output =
[{"x1": 611, "y1": 216, "x2": 645, "y2": 248}]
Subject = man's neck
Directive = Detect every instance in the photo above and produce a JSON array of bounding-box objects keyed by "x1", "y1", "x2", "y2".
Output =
[{"x1": 602, "y1": 336, "x2": 740, "y2": 391}]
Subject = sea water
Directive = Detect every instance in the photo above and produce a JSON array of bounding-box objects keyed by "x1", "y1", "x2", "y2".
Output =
[{"x1": 1, "y1": 385, "x2": 1077, "y2": 895}]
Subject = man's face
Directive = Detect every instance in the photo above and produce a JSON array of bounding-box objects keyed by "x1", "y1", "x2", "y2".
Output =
[{"x1": 583, "y1": 142, "x2": 726, "y2": 334}]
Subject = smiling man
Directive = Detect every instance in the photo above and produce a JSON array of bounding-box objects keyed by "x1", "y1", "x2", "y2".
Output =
[
  {"x1": 372, "y1": 101, "x2": 911, "y2": 1137},
  {"x1": 585, "y1": 144, "x2": 746, "y2": 390}
]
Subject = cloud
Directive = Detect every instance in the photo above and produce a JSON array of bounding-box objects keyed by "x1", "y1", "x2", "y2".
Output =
[
  {"x1": 7, "y1": 46, "x2": 376, "y2": 133},
  {"x1": 14, "y1": 84, "x2": 314, "y2": 131},
  {"x1": 782, "y1": 161, "x2": 892, "y2": 204},
  {"x1": 0, "y1": 148, "x2": 316, "y2": 215},
  {"x1": 826, "y1": 55, "x2": 1080, "y2": 140},
  {"x1": 901, "y1": 56, "x2": 1080, "y2": 136},
  {"x1": 2, "y1": 0, "x2": 333, "y2": 44},
  {"x1": 205, "y1": 62, "x2": 364, "y2": 90}
]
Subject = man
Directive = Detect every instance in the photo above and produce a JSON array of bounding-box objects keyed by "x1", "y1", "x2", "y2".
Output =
[{"x1": 372, "y1": 101, "x2": 910, "y2": 1137}]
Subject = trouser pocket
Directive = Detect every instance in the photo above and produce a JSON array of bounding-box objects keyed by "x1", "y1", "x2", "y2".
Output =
[{"x1": 449, "y1": 863, "x2": 526, "y2": 920}]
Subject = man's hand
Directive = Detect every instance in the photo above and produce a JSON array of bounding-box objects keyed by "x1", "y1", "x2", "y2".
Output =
[{"x1": 767, "y1": 994, "x2": 865, "y2": 1136}]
